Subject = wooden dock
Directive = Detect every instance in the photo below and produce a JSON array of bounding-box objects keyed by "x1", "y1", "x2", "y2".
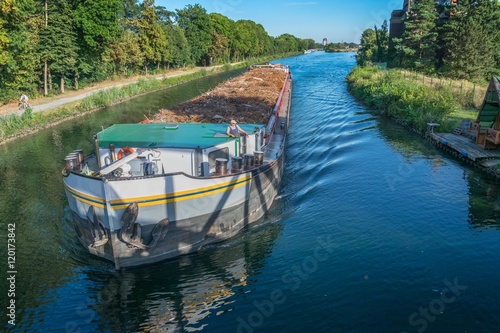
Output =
[{"x1": 430, "y1": 132, "x2": 500, "y2": 167}]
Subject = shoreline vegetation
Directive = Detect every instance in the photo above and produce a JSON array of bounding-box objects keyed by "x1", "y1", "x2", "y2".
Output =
[
  {"x1": 0, "y1": 54, "x2": 295, "y2": 145},
  {"x1": 346, "y1": 66, "x2": 483, "y2": 133}
]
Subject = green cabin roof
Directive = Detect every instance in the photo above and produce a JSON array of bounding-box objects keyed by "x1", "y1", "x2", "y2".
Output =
[{"x1": 97, "y1": 123, "x2": 263, "y2": 149}]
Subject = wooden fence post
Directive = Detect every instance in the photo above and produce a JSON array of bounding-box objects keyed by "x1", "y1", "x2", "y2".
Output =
[{"x1": 472, "y1": 84, "x2": 476, "y2": 106}]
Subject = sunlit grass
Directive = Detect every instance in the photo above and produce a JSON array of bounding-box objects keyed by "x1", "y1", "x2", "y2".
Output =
[
  {"x1": 0, "y1": 54, "x2": 297, "y2": 142},
  {"x1": 346, "y1": 66, "x2": 484, "y2": 133}
]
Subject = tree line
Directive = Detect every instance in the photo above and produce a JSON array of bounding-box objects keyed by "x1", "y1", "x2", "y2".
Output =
[
  {"x1": 0, "y1": 0, "x2": 318, "y2": 103},
  {"x1": 356, "y1": 0, "x2": 500, "y2": 83},
  {"x1": 324, "y1": 42, "x2": 359, "y2": 53}
]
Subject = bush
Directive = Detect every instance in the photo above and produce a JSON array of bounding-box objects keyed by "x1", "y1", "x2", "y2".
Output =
[{"x1": 347, "y1": 67, "x2": 459, "y2": 131}]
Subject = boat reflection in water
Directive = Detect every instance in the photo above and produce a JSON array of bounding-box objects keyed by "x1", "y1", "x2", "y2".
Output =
[{"x1": 91, "y1": 220, "x2": 282, "y2": 332}]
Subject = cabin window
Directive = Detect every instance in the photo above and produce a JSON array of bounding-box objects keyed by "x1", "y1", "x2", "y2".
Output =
[{"x1": 208, "y1": 148, "x2": 229, "y2": 171}]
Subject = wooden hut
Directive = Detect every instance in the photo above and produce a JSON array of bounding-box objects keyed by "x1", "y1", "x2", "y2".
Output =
[{"x1": 469, "y1": 76, "x2": 500, "y2": 149}]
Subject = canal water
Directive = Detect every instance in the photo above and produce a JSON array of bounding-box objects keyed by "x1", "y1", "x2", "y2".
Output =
[{"x1": 1, "y1": 52, "x2": 500, "y2": 333}]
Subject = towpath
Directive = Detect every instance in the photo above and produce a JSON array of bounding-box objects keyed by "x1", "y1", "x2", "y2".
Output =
[{"x1": 0, "y1": 65, "x2": 226, "y2": 117}]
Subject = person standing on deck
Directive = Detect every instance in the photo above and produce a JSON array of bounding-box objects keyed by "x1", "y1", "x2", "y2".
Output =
[{"x1": 226, "y1": 119, "x2": 248, "y2": 137}]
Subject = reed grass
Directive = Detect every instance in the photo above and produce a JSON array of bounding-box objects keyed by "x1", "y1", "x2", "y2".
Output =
[{"x1": 346, "y1": 66, "x2": 475, "y2": 132}]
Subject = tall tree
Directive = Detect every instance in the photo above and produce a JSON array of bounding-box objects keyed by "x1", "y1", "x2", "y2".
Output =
[
  {"x1": 233, "y1": 20, "x2": 263, "y2": 58},
  {"x1": 209, "y1": 13, "x2": 234, "y2": 64},
  {"x1": 176, "y1": 4, "x2": 212, "y2": 66},
  {"x1": 73, "y1": 0, "x2": 122, "y2": 81},
  {"x1": 401, "y1": 0, "x2": 438, "y2": 72},
  {"x1": 106, "y1": 30, "x2": 143, "y2": 76},
  {"x1": 131, "y1": 0, "x2": 168, "y2": 73},
  {"x1": 255, "y1": 23, "x2": 272, "y2": 55},
  {"x1": 0, "y1": 0, "x2": 38, "y2": 99},
  {"x1": 39, "y1": 0, "x2": 78, "y2": 93},
  {"x1": 441, "y1": 0, "x2": 500, "y2": 81},
  {"x1": 356, "y1": 28, "x2": 377, "y2": 66},
  {"x1": 274, "y1": 33, "x2": 298, "y2": 54},
  {"x1": 388, "y1": 37, "x2": 404, "y2": 68},
  {"x1": 0, "y1": 0, "x2": 13, "y2": 67},
  {"x1": 374, "y1": 20, "x2": 389, "y2": 63}
]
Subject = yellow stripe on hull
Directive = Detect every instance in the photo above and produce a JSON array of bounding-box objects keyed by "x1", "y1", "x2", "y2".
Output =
[{"x1": 65, "y1": 174, "x2": 253, "y2": 210}]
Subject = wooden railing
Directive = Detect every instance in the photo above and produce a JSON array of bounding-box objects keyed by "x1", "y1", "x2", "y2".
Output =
[
  {"x1": 485, "y1": 128, "x2": 500, "y2": 145},
  {"x1": 469, "y1": 122, "x2": 481, "y2": 135}
]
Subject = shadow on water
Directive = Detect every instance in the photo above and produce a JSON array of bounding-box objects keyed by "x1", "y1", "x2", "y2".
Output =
[
  {"x1": 0, "y1": 68, "x2": 249, "y2": 327},
  {"x1": 3, "y1": 53, "x2": 500, "y2": 332},
  {"x1": 47, "y1": 214, "x2": 284, "y2": 333}
]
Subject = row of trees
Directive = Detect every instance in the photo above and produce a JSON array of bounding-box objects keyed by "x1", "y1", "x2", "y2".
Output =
[
  {"x1": 0, "y1": 0, "x2": 317, "y2": 102},
  {"x1": 324, "y1": 42, "x2": 359, "y2": 53},
  {"x1": 356, "y1": 0, "x2": 500, "y2": 82}
]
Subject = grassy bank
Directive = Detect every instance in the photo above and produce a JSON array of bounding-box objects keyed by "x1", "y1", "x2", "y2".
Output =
[
  {"x1": 0, "y1": 54, "x2": 297, "y2": 143},
  {"x1": 346, "y1": 66, "x2": 478, "y2": 132},
  {"x1": 0, "y1": 72, "x2": 209, "y2": 142}
]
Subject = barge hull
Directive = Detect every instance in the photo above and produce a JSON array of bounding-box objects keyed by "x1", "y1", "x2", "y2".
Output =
[
  {"x1": 72, "y1": 155, "x2": 284, "y2": 268},
  {"x1": 64, "y1": 66, "x2": 292, "y2": 268}
]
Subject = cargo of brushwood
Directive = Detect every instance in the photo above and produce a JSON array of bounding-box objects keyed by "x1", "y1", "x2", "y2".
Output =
[{"x1": 143, "y1": 68, "x2": 287, "y2": 124}]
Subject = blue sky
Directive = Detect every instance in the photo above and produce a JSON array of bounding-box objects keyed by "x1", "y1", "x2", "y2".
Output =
[{"x1": 155, "y1": 0, "x2": 403, "y2": 43}]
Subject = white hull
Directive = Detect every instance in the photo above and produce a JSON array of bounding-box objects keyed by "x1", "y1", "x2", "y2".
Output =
[{"x1": 63, "y1": 65, "x2": 292, "y2": 268}]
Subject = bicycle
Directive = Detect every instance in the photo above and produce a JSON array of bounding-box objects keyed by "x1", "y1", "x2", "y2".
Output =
[{"x1": 18, "y1": 101, "x2": 31, "y2": 111}]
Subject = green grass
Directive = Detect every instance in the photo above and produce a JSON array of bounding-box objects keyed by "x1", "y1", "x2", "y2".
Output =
[
  {"x1": 0, "y1": 52, "x2": 307, "y2": 142},
  {"x1": 0, "y1": 64, "x2": 235, "y2": 142},
  {"x1": 0, "y1": 72, "x2": 210, "y2": 141},
  {"x1": 346, "y1": 66, "x2": 477, "y2": 133}
]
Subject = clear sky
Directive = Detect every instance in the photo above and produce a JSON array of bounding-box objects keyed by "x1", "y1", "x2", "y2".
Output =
[{"x1": 155, "y1": 0, "x2": 403, "y2": 44}]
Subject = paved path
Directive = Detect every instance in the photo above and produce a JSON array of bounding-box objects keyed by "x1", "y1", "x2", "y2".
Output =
[{"x1": 2, "y1": 65, "x2": 225, "y2": 117}]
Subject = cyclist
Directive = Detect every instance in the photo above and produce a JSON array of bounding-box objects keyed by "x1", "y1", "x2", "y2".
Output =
[{"x1": 19, "y1": 94, "x2": 29, "y2": 110}]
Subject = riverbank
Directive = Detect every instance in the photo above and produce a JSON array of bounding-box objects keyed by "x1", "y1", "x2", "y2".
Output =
[
  {"x1": 0, "y1": 64, "x2": 241, "y2": 144},
  {"x1": 0, "y1": 54, "x2": 297, "y2": 145},
  {"x1": 346, "y1": 66, "x2": 500, "y2": 178},
  {"x1": 4, "y1": 51, "x2": 500, "y2": 333}
]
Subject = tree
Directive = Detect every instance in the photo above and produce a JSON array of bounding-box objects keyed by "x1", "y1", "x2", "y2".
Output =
[
  {"x1": 440, "y1": 0, "x2": 500, "y2": 81},
  {"x1": 304, "y1": 38, "x2": 317, "y2": 50},
  {"x1": 357, "y1": 28, "x2": 377, "y2": 66},
  {"x1": 0, "y1": 0, "x2": 12, "y2": 66},
  {"x1": 73, "y1": 0, "x2": 122, "y2": 81},
  {"x1": 0, "y1": 0, "x2": 38, "y2": 100},
  {"x1": 374, "y1": 20, "x2": 389, "y2": 63},
  {"x1": 209, "y1": 13, "x2": 234, "y2": 64},
  {"x1": 107, "y1": 30, "x2": 143, "y2": 76},
  {"x1": 131, "y1": 0, "x2": 168, "y2": 73},
  {"x1": 39, "y1": 0, "x2": 78, "y2": 93},
  {"x1": 166, "y1": 24, "x2": 191, "y2": 68},
  {"x1": 233, "y1": 20, "x2": 258, "y2": 59},
  {"x1": 176, "y1": 4, "x2": 212, "y2": 66},
  {"x1": 255, "y1": 23, "x2": 272, "y2": 56},
  {"x1": 401, "y1": 0, "x2": 438, "y2": 72},
  {"x1": 274, "y1": 33, "x2": 298, "y2": 54},
  {"x1": 388, "y1": 37, "x2": 404, "y2": 68}
]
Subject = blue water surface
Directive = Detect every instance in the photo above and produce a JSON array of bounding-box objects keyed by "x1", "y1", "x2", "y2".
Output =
[{"x1": 1, "y1": 52, "x2": 500, "y2": 333}]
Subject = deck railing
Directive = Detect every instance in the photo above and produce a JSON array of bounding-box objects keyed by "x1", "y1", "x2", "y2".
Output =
[
  {"x1": 485, "y1": 128, "x2": 500, "y2": 145},
  {"x1": 469, "y1": 122, "x2": 481, "y2": 135}
]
